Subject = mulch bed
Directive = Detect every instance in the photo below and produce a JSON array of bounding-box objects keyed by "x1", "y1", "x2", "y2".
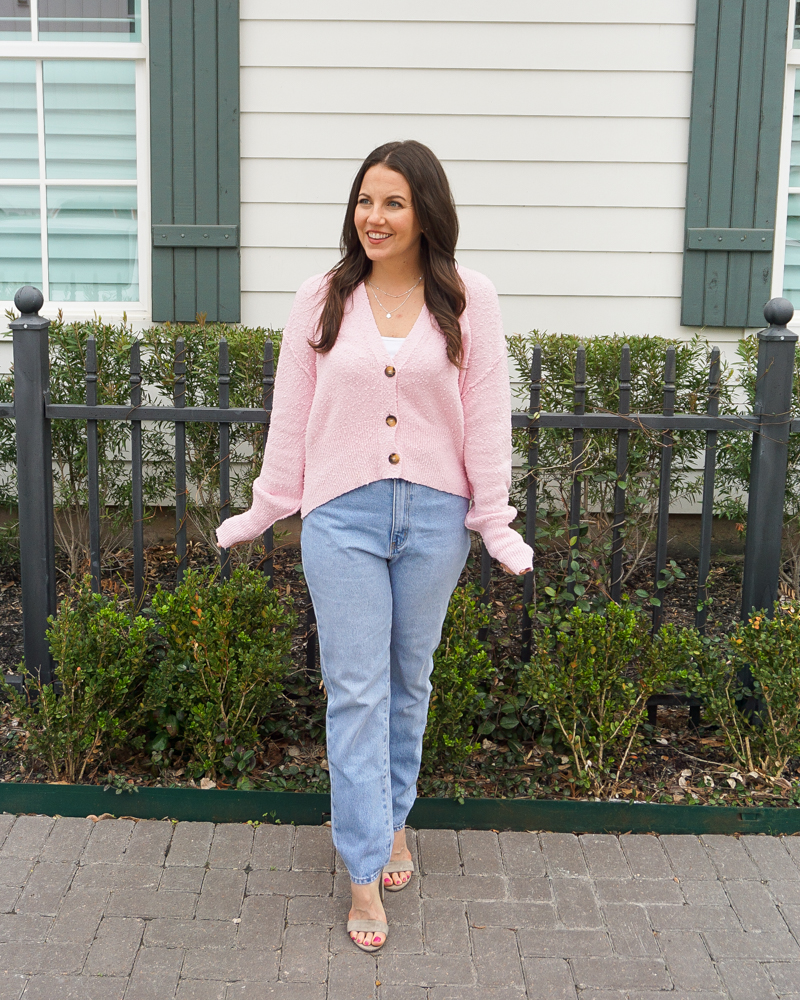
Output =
[{"x1": 0, "y1": 541, "x2": 797, "y2": 808}]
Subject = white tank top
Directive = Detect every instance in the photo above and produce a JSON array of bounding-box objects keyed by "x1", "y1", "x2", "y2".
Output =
[{"x1": 381, "y1": 336, "x2": 405, "y2": 359}]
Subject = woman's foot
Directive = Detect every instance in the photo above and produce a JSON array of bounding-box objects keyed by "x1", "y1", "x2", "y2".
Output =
[
  {"x1": 384, "y1": 828, "x2": 413, "y2": 889},
  {"x1": 349, "y1": 878, "x2": 387, "y2": 948}
]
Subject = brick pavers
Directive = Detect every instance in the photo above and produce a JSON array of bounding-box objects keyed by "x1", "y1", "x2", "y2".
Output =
[{"x1": 4, "y1": 818, "x2": 800, "y2": 996}]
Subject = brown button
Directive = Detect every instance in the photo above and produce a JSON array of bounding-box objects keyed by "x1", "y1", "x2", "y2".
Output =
[
  {"x1": 384, "y1": 365, "x2": 396, "y2": 377},
  {"x1": 388, "y1": 453, "x2": 400, "y2": 465},
  {"x1": 386, "y1": 415, "x2": 397, "y2": 427}
]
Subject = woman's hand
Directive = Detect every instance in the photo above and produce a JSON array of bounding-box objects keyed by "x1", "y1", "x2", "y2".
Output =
[{"x1": 500, "y1": 563, "x2": 533, "y2": 576}]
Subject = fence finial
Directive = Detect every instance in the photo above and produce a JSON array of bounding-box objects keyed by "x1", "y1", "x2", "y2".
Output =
[
  {"x1": 763, "y1": 297, "x2": 794, "y2": 328},
  {"x1": 14, "y1": 286, "x2": 44, "y2": 317}
]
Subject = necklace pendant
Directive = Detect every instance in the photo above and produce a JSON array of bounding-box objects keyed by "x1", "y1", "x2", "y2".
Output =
[{"x1": 386, "y1": 312, "x2": 392, "y2": 319}]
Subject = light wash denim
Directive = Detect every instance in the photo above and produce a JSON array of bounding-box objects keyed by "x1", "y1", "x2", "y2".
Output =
[{"x1": 301, "y1": 478, "x2": 471, "y2": 884}]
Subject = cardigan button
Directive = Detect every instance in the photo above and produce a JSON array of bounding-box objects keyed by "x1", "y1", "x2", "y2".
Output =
[
  {"x1": 386, "y1": 415, "x2": 397, "y2": 426},
  {"x1": 384, "y1": 365, "x2": 396, "y2": 377},
  {"x1": 388, "y1": 453, "x2": 400, "y2": 465}
]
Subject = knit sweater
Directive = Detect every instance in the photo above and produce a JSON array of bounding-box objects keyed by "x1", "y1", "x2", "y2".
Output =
[{"x1": 215, "y1": 266, "x2": 534, "y2": 575}]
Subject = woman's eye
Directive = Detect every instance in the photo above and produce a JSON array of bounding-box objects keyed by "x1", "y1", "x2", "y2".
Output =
[
  {"x1": 357, "y1": 197, "x2": 370, "y2": 206},
  {"x1": 388, "y1": 201, "x2": 401, "y2": 208}
]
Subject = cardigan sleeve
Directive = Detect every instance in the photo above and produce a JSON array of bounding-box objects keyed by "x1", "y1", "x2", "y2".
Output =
[
  {"x1": 215, "y1": 281, "x2": 320, "y2": 549},
  {"x1": 460, "y1": 274, "x2": 534, "y2": 576}
]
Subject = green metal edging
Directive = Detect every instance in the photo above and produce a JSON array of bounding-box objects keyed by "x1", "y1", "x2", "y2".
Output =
[{"x1": 1, "y1": 784, "x2": 799, "y2": 835}]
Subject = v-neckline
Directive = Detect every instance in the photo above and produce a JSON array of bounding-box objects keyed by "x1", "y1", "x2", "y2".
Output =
[{"x1": 358, "y1": 281, "x2": 427, "y2": 367}]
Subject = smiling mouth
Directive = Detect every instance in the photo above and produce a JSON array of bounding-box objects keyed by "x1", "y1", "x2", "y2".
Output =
[{"x1": 367, "y1": 231, "x2": 391, "y2": 241}]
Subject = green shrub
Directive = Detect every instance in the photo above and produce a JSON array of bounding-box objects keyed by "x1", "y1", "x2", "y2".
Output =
[
  {"x1": 140, "y1": 320, "x2": 283, "y2": 561},
  {"x1": 0, "y1": 315, "x2": 282, "y2": 578},
  {"x1": 506, "y1": 332, "x2": 724, "y2": 611},
  {"x1": 145, "y1": 566, "x2": 297, "y2": 780},
  {"x1": 422, "y1": 585, "x2": 495, "y2": 771},
  {"x1": 8, "y1": 579, "x2": 154, "y2": 782},
  {"x1": 0, "y1": 316, "x2": 172, "y2": 576},
  {"x1": 521, "y1": 602, "x2": 692, "y2": 793},
  {"x1": 687, "y1": 605, "x2": 800, "y2": 778}
]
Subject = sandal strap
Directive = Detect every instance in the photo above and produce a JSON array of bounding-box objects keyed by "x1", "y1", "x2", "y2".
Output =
[
  {"x1": 383, "y1": 860, "x2": 415, "y2": 875},
  {"x1": 347, "y1": 919, "x2": 389, "y2": 935}
]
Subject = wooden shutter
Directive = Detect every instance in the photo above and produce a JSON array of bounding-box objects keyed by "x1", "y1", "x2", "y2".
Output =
[
  {"x1": 682, "y1": 0, "x2": 789, "y2": 328},
  {"x1": 149, "y1": 0, "x2": 240, "y2": 322}
]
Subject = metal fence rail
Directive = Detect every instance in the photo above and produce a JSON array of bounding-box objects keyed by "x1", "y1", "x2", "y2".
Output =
[{"x1": 5, "y1": 286, "x2": 799, "y2": 688}]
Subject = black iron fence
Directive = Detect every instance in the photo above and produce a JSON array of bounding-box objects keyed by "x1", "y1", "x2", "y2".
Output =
[{"x1": 5, "y1": 287, "x2": 800, "y2": 689}]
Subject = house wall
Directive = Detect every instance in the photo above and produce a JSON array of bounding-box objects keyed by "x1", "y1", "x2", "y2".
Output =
[{"x1": 239, "y1": 0, "x2": 746, "y2": 349}]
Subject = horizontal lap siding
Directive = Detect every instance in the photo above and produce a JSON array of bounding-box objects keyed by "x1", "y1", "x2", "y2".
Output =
[
  {"x1": 240, "y1": 5, "x2": 703, "y2": 339},
  {"x1": 242, "y1": 205, "x2": 685, "y2": 253},
  {"x1": 240, "y1": 0, "x2": 695, "y2": 24}
]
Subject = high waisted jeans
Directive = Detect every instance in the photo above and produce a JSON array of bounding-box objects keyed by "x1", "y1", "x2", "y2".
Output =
[{"x1": 301, "y1": 479, "x2": 471, "y2": 884}]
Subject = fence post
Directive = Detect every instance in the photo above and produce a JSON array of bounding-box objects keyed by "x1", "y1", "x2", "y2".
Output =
[
  {"x1": 9, "y1": 287, "x2": 56, "y2": 684},
  {"x1": 740, "y1": 297, "x2": 798, "y2": 619}
]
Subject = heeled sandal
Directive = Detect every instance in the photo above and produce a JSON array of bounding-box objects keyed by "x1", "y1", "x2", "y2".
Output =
[
  {"x1": 347, "y1": 874, "x2": 388, "y2": 953},
  {"x1": 382, "y1": 859, "x2": 414, "y2": 892}
]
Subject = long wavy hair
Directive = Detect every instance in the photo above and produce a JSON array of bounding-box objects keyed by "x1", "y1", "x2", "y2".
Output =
[{"x1": 312, "y1": 141, "x2": 466, "y2": 366}]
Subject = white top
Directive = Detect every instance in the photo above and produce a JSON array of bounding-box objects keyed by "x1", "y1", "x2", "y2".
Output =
[{"x1": 381, "y1": 336, "x2": 406, "y2": 359}]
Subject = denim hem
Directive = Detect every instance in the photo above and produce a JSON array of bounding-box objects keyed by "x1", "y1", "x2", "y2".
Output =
[
  {"x1": 349, "y1": 870, "x2": 384, "y2": 886},
  {"x1": 393, "y1": 824, "x2": 406, "y2": 833}
]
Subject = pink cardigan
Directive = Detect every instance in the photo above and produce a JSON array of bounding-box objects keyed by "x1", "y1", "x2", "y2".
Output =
[{"x1": 215, "y1": 266, "x2": 534, "y2": 575}]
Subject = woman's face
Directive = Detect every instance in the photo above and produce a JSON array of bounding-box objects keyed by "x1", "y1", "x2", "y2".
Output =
[{"x1": 354, "y1": 165, "x2": 423, "y2": 267}]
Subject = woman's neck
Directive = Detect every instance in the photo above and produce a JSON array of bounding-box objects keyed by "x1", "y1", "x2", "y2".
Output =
[{"x1": 368, "y1": 258, "x2": 424, "y2": 293}]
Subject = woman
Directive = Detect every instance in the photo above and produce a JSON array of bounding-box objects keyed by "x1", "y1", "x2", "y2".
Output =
[{"x1": 216, "y1": 140, "x2": 533, "y2": 952}]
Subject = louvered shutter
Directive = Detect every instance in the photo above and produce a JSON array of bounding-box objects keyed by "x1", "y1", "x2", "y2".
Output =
[
  {"x1": 682, "y1": 0, "x2": 790, "y2": 328},
  {"x1": 149, "y1": 0, "x2": 240, "y2": 322}
]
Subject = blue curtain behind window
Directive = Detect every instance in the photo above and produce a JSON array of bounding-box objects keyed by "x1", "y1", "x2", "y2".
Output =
[
  {"x1": 0, "y1": 186, "x2": 42, "y2": 298},
  {"x1": 784, "y1": 71, "x2": 800, "y2": 307},
  {"x1": 43, "y1": 60, "x2": 138, "y2": 301},
  {"x1": 0, "y1": 61, "x2": 37, "y2": 178}
]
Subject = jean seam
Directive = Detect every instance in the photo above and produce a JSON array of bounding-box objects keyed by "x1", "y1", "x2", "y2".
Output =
[
  {"x1": 382, "y1": 680, "x2": 392, "y2": 876},
  {"x1": 389, "y1": 478, "x2": 398, "y2": 556}
]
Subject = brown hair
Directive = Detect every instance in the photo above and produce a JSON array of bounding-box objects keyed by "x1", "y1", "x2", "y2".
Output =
[{"x1": 311, "y1": 141, "x2": 466, "y2": 366}]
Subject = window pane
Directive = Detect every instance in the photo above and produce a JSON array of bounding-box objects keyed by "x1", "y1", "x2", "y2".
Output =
[
  {"x1": 43, "y1": 61, "x2": 136, "y2": 180},
  {"x1": 39, "y1": 0, "x2": 140, "y2": 42},
  {"x1": 786, "y1": 72, "x2": 800, "y2": 305},
  {"x1": 0, "y1": 0, "x2": 31, "y2": 38},
  {"x1": 0, "y1": 187, "x2": 42, "y2": 299},
  {"x1": 0, "y1": 62, "x2": 38, "y2": 179},
  {"x1": 795, "y1": 0, "x2": 800, "y2": 48},
  {"x1": 47, "y1": 186, "x2": 138, "y2": 302}
]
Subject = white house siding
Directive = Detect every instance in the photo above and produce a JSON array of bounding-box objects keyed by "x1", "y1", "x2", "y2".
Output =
[{"x1": 239, "y1": 0, "x2": 745, "y2": 351}]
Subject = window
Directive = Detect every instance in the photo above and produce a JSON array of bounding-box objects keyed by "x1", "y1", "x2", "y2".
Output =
[
  {"x1": 0, "y1": 1, "x2": 148, "y2": 312},
  {"x1": 781, "y1": 70, "x2": 800, "y2": 306},
  {"x1": 0, "y1": 1, "x2": 140, "y2": 42}
]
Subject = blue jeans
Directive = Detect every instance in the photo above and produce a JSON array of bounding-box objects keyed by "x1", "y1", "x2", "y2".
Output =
[{"x1": 301, "y1": 479, "x2": 471, "y2": 884}]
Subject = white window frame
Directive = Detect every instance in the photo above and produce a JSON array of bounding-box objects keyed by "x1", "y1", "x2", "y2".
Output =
[{"x1": 0, "y1": 0, "x2": 151, "y2": 325}]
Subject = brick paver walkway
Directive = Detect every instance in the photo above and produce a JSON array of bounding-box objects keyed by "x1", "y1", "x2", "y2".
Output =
[{"x1": 0, "y1": 815, "x2": 799, "y2": 997}]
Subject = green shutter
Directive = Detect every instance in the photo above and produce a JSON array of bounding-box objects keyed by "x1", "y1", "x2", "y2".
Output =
[
  {"x1": 149, "y1": 0, "x2": 240, "y2": 323},
  {"x1": 682, "y1": 0, "x2": 789, "y2": 328}
]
